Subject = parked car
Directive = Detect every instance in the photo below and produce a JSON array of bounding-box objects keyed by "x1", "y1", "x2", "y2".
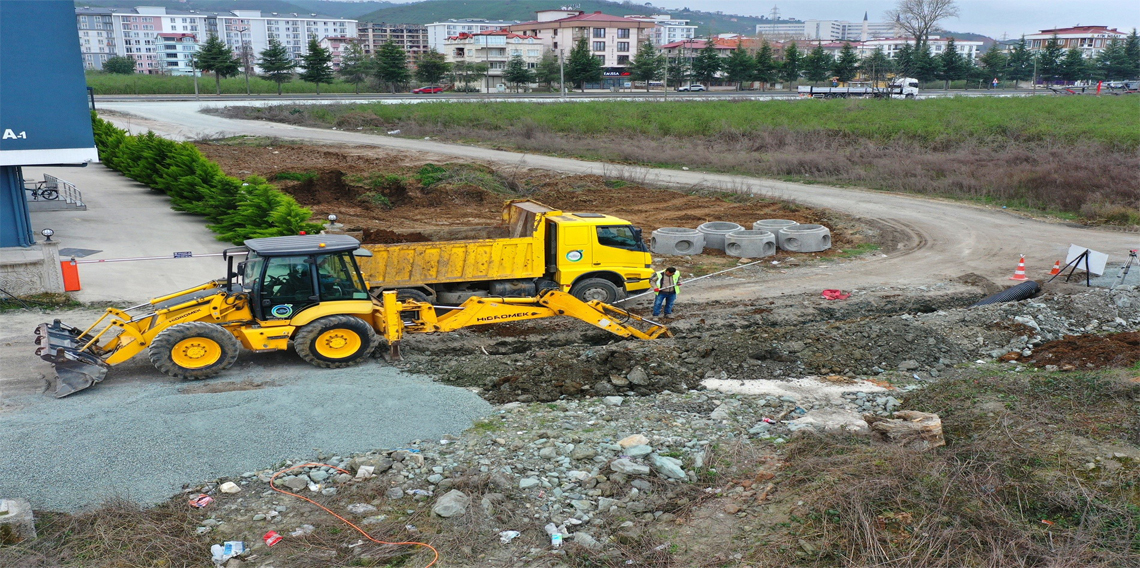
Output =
[
  {"x1": 412, "y1": 86, "x2": 444, "y2": 94},
  {"x1": 676, "y1": 84, "x2": 705, "y2": 92}
]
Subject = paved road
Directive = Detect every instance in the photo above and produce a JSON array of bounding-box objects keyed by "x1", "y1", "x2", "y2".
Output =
[
  {"x1": 24, "y1": 164, "x2": 224, "y2": 304},
  {"x1": 100, "y1": 100, "x2": 1139, "y2": 299}
]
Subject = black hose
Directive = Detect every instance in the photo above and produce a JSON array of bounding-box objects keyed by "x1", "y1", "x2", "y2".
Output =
[{"x1": 970, "y1": 281, "x2": 1040, "y2": 308}]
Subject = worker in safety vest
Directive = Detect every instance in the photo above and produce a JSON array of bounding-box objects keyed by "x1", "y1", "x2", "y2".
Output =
[{"x1": 651, "y1": 267, "x2": 681, "y2": 318}]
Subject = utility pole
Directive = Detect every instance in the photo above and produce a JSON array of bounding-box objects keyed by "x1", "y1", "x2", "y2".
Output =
[
  {"x1": 559, "y1": 49, "x2": 566, "y2": 96},
  {"x1": 237, "y1": 26, "x2": 251, "y2": 95},
  {"x1": 191, "y1": 53, "x2": 200, "y2": 100}
]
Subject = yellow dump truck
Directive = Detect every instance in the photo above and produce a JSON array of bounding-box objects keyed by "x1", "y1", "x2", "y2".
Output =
[{"x1": 357, "y1": 200, "x2": 654, "y2": 304}]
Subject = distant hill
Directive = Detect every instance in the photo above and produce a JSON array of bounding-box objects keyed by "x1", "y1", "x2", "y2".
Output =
[
  {"x1": 358, "y1": 0, "x2": 782, "y2": 36},
  {"x1": 942, "y1": 31, "x2": 998, "y2": 50},
  {"x1": 73, "y1": 0, "x2": 390, "y2": 18}
]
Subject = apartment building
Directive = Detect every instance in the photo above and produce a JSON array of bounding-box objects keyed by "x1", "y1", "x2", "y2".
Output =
[
  {"x1": 508, "y1": 10, "x2": 656, "y2": 87},
  {"x1": 319, "y1": 36, "x2": 354, "y2": 69},
  {"x1": 358, "y1": 23, "x2": 428, "y2": 58},
  {"x1": 74, "y1": 6, "x2": 357, "y2": 74},
  {"x1": 157, "y1": 33, "x2": 199, "y2": 75},
  {"x1": 426, "y1": 19, "x2": 519, "y2": 53},
  {"x1": 75, "y1": 8, "x2": 117, "y2": 70},
  {"x1": 623, "y1": 14, "x2": 697, "y2": 46},
  {"x1": 758, "y1": 14, "x2": 899, "y2": 42},
  {"x1": 1024, "y1": 26, "x2": 1128, "y2": 58},
  {"x1": 443, "y1": 31, "x2": 546, "y2": 92},
  {"x1": 862, "y1": 36, "x2": 983, "y2": 62}
]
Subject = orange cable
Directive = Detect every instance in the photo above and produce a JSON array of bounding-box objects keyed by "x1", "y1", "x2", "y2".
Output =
[{"x1": 269, "y1": 462, "x2": 439, "y2": 567}]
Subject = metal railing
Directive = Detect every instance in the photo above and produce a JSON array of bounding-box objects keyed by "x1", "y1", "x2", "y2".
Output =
[{"x1": 42, "y1": 174, "x2": 86, "y2": 208}]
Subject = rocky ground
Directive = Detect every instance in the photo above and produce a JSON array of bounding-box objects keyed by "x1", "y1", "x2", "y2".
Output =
[{"x1": 11, "y1": 283, "x2": 1131, "y2": 568}]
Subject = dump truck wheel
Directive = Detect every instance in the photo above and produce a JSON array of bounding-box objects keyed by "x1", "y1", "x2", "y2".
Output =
[
  {"x1": 294, "y1": 315, "x2": 379, "y2": 368},
  {"x1": 570, "y1": 278, "x2": 621, "y2": 303},
  {"x1": 150, "y1": 322, "x2": 240, "y2": 380},
  {"x1": 396, "y1": 289, "x2": 431, "y2": 303}
]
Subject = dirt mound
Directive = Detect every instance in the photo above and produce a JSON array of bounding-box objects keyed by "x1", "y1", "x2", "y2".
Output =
[
  {"x1": 1028, "y1": 331, "x2": 1140, "y2": 370},
  {"x1": 194, "y1": 143, "x2": 861, "y2": 254},
  {"x1": 362, "y1": 228, "x2": 430, "y2": 244}
]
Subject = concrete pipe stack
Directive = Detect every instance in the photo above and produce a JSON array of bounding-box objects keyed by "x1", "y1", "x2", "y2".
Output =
[
  {"x1": 777, "y1": 223, "x2": 832, "y2": 252},
  {"x1": 724, "y1": 230, "x2": 777, "y2": 258},
  {"x1": 696, "y1": 222, "x2": 743, "y2": 251},
  {"x1": 650, "y1": 227, "x2": 705, "y2": 255}
]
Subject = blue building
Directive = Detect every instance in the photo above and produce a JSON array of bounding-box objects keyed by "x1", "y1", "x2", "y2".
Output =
[{"x1": 0, "y1": 0, "x2": 98, "y2": 249}]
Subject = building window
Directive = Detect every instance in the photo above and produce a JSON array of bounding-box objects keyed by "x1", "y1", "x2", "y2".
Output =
[
  {"x1": 593, "y1": 41, "x2": 605, "y2": 51},
  {"x1": 593, "y1": 28, "x2": 605, "y2": 38},
  {"x1": 617, "y1": 42, "x2": 629, "y2": 52},
  {"x1": 617, "y1": 28, "x2": 630, "y2": 39},
  {"x1": 617, "y1": 55, "x2": 630, "y2": 65}
]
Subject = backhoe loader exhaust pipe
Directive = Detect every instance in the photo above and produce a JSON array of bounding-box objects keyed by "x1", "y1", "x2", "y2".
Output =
[{"x1": 35, "y1": 320, "x2": 110, "y2": 397}]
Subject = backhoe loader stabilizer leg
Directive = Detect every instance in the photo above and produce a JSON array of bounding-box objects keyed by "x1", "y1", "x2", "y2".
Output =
[{"x1": 34, "y1": 320, "x2": 111, "y2": 397}]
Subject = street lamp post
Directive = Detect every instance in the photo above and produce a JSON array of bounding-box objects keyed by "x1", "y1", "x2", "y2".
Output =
[{"x1": 236, "y1": 26, "x2": 251, "y2": 95}]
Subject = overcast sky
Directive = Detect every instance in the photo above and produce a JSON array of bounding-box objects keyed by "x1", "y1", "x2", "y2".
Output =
[{"x1": 647, "y1": 0, "x2": 1140, "y2": 39}]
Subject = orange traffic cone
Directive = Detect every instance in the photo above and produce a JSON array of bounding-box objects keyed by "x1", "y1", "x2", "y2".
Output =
[
  {"x1": 1048, "y1": 260, "x2": 1061, "y2": 276},
  {"x1": 1009, "y1": 255, "x2": 1029, "y2": 281}
]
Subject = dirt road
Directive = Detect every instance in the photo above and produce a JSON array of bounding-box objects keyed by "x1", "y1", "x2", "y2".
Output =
[{"x1": 100, "y1": 101, "x2": 1138, "y2": 299}]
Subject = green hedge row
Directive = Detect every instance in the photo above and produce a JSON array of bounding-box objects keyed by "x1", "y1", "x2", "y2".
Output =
[{"x1": 91, "y1": 114, "x2": 321, "y2": 243}]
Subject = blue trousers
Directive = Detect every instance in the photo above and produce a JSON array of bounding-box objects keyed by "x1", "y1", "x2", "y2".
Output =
[{"x1": 652, "y1": 292, "x2": 676, "y2": 316}]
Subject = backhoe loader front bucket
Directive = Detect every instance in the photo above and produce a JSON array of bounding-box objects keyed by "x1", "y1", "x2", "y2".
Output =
[{"x1": 35, "y1": 320, "x2": 110, "y2": 397}]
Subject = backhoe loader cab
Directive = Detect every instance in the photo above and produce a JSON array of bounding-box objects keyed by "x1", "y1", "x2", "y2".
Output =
[{"x1": 230, "y1": 235, "x2": 372, "y2": 321}]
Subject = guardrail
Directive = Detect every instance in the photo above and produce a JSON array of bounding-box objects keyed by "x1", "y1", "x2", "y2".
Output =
[{"x1": 42, "y1": 174, "x2": 85, "y2": 209}]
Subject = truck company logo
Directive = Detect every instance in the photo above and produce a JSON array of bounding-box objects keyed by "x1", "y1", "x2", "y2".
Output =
[
  {"x1": 565, "y1": 250, "x2": 583, "y2": 262},
  {"x1": 270, "y1": 304, "x2": 294, "y2": 318},
  {"x1": 476, "y1": 311, "x2": 539, "y2": 323}
]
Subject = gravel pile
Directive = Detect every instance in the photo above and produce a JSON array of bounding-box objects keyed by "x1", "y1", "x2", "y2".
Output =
[
  {"x1": 404, "y1": 286, "x2": 1140, "y2": 403},
  {"x1": 0, "y1": 363, "x2": 490, "y2": 512},
  {"x1": 173, "y1": 384, "x2": 906, "y2": 565}
]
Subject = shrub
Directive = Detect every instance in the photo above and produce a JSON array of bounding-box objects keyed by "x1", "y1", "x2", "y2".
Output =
[
  {"x1": 90, "y1": 115, "x2": 321, "y2": 243},
  {"x1": 415, "y1": 163, "x2": 449, "y2": 187}
]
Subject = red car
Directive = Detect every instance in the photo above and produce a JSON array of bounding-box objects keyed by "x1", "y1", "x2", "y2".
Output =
[{"x1": 412, "y1": 86, "x2": 444, "y2": 94}]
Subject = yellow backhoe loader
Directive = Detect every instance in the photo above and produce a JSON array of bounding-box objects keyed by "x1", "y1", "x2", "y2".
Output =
[{"x1": 35, "y1": 235, "x2": 668, "y2": 397}]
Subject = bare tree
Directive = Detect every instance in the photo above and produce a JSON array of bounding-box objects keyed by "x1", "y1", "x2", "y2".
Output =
[{"x1": 886, "y1": 0, "x2": 960, "y2": 45}]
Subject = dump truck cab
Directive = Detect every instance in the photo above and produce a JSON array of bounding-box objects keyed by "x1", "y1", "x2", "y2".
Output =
[{"x1": 543, "y1": 211, "x2": 654, "y2": 302}]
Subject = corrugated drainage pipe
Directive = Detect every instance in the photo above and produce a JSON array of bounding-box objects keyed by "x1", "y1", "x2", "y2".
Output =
[{"x1": 970, "y1": 280, "x2": 1041, "y2": 307}]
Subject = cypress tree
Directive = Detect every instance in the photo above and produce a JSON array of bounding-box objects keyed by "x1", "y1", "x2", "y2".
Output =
[
  {"x1": 258, "y1": 38, "x2": 295, "y2": 95},
  {"x1": 299, "y1": 37, "x2": 335, "y2": 94}
]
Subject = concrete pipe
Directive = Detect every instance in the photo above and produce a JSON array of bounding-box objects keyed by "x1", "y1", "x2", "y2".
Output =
[
  {"x1": 696, "y1": 222, "x2": 743, "y2": 251},
  {"x1": 753, "y1": 219, "x2": 799, "y2": 232},
  {"x1": 724, "y1": 230, "x2": 777, "y2": 258},
  {"x1": 777, "y1": 224, "x2": 832, "y2": 252},
  {"x1": 650, "y1": 227, "x2": 705, "y2": 255}
]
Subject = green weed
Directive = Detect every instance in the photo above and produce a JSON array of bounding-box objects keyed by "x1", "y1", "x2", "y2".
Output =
[{"x1": 272, "y1": 171, "x2": 319, "y2": 182}]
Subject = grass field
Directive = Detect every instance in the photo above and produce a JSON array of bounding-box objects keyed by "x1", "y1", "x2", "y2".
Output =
[
  {"x1": 218, "y1": 96, "x2": 1140, "y2": 224},
  {"x1": 86, "y1": 71, "x2": 371, "y2": 95},
  {"x1": 288, "y1": 96, "x2": 1140, "y2": 149}
]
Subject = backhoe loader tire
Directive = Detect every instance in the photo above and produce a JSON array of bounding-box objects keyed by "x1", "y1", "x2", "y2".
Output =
[
  {"x1": 294, "y1": 315, "x2": 379, "y2": 369},
  {"x1": 149, "y1": 322, "x2": 240, "y2": 380},
  {"x1": 570, "y1": 278, "x2": 621, "y2": 304}
]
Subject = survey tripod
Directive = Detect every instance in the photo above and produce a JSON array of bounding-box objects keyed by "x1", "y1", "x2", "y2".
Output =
[
  {"x1": 1111, "y1": 249, "x2": 1138, "y2": 289},
  {"x1": 1046, "y1": 249, "x2": 1094, "y2": 287}
]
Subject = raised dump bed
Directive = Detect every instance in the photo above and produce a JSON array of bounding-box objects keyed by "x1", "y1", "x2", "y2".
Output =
[
  {"x1": 777, "y1": 224, "x2": 832, "y2": 252},
  {"x1": 724, "y1": 230, "x2": 777, "y2": 258},
  {"x1": 697, "y1": 222, "x2": 743, "y2": 251},
  {"x1": 651, "y1": 227, "x2": 705, "y2": 255}
]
